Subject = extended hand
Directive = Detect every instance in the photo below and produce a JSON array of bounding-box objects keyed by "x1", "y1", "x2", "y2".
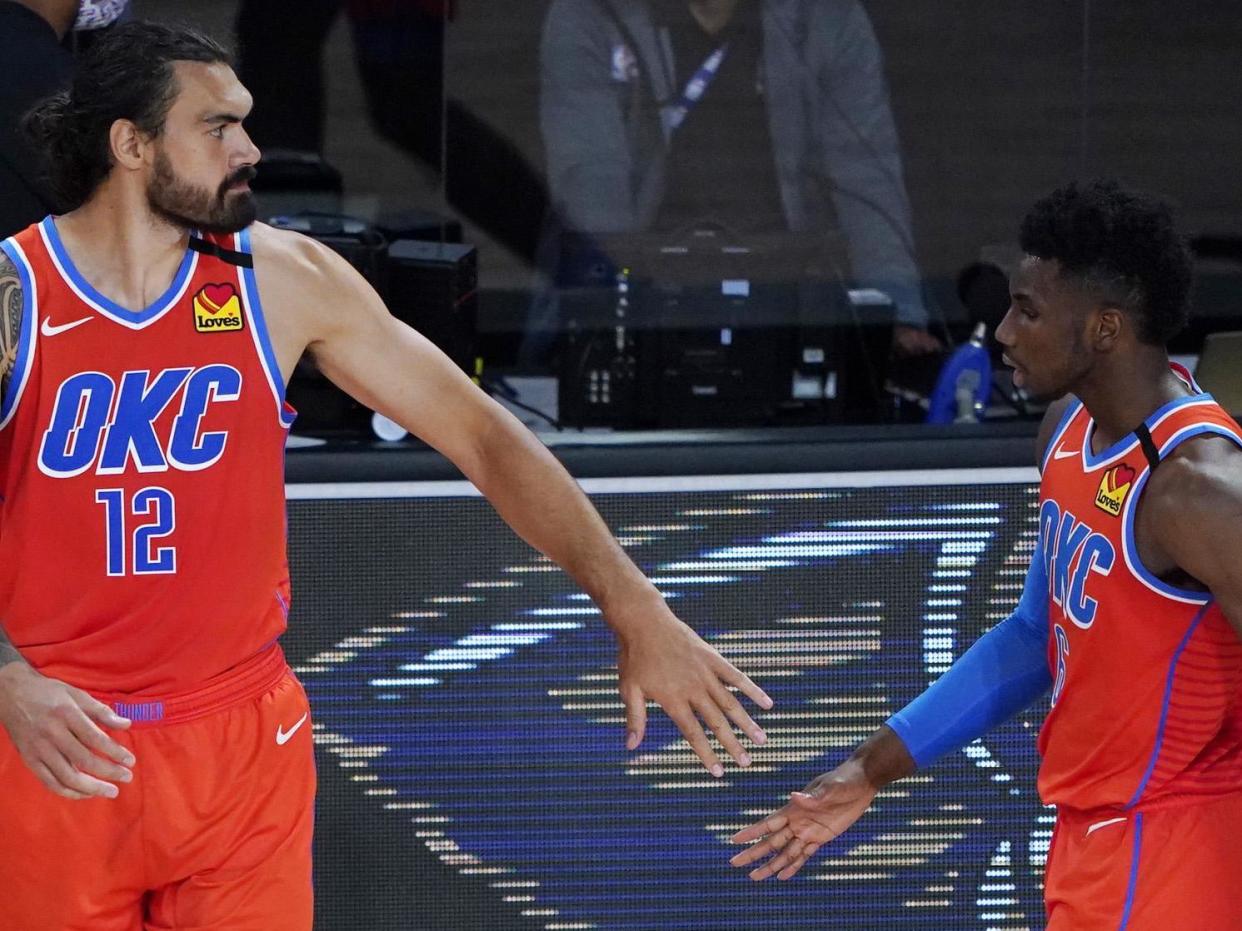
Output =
[
  {"x1": 0, "y1": 662, "x2": 135, "y2": 800},
  {"x1": 615, "y1": 606, "x2": 772, "y2": 775},
  {"x1": 728, "y1": 757, "x2": 878, "y2": 880}
]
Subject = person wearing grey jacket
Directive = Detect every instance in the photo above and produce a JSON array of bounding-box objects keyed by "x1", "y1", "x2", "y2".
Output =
[{"x1": 537, "y1": 0, "x2": 940, "y2": 354}]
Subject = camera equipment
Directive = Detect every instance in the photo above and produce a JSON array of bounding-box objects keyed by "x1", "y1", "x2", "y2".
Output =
[
  {"x1": 268, "y1": 213, "x2": 477, "y2": 438},
  {"x1": 557, "y1": 230, "x2": 894, "y2": 428}
]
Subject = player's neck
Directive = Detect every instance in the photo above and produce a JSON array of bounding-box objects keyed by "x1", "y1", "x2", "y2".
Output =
[
  {"x1": 56, "y1": 192, "x2": 191, "y2": 313},
  {"x1": 1075, "y1": 349, "x2": 1189, "y2": 452}
]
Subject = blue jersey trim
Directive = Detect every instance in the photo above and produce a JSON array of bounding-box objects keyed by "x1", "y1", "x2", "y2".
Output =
[
  {"x1": 41, "y1": 217, "x2": 195, "y2": 327},
  {"x1": 1121, "y1": 424, "x2": 1242, "y2": 603},
  {"x1": 1118, "y1": 813, "x2": 1143, "y2": 930},
  {"x1": 1125, "y1": 602, "x2": 1211, "y2": 809},
  {"x1": 0, "y1": 238, "x2": 36, "y2": 429},
  {"x1": 1039, "y1": 397, "x2": 1083, "y2": 473},
  {"x1": 236, "y1": 227, "x2": 296, "y2": 428},
  {"x1": 1082, "y1": 393, "x2": 1212, "y2": 470}
]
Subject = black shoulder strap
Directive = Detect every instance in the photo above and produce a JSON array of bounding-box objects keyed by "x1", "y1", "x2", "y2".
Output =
[
  {"x1": 1135, "y1": 423, "x2": 1161, "y2": 472},
  {"x1": 188, "y1": 236, "x2": 253, "y2": 269}
]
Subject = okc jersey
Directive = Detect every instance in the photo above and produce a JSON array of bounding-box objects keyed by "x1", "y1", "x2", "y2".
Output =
[
  {"x1": 1036, "y1": 366, "x2": 1242, "y2": 812},
  {"x1": 0, "y1": 218, "x2": 296, "y2": 695}
]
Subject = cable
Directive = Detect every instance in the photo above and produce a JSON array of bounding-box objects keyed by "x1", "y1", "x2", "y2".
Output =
[{"x1": 481, "y1": 376, "x2": 563, "y2": 430}]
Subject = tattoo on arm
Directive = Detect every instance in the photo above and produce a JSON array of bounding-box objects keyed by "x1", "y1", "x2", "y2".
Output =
[
  {"x1": 0, "y1": 253, "x2": 22, "y2": 400},
  {"x1": 0, "y1": 626, "x2": 25, "y2": 669},
  {"x1": 0, "y1": 259, "x2": 18, "y2": 670}
]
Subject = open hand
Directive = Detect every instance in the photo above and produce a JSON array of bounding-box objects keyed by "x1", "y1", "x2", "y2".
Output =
[
  {"x1": 614, "y1": 604, "x2": 772, "y2": 776},
  {"x1": 729, "y1": 757, "x2": 878, "y2": 880}
]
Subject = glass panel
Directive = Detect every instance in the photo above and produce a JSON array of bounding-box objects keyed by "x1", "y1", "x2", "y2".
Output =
[{"x1": 441, "y1": 1, "x2": 1100, "y2": 430}]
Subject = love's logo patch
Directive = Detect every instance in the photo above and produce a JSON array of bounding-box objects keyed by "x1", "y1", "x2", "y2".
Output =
[{"x1": 192, "y1": 282, "x2": 244, "y2": 333}]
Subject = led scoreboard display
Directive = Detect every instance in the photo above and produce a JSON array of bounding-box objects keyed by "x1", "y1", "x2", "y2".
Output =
[{"x1": 284, "y1": 469, "x2": 1050, "y2": 930}]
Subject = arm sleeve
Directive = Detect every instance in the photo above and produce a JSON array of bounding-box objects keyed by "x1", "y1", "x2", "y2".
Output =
[{"x1": 886, "y1": 540, "x2": 1051, "y2": 769}]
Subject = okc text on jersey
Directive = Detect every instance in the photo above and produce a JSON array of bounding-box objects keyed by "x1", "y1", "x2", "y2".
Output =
[
  {"x1": 37, "y1": 365, "x2": 243, "y2": 477},
  {"x1": 1039, "y1": 498, "x2": 1116, "y2": 628}
]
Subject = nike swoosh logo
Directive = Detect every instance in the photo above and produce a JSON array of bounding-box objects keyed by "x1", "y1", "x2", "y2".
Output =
[
  {"x1": 276, "y1": 712, "x2": 309, "y2": 746},
  {"x1": 41, "y1": 316, "x2": 93, "y2": 337},
  {"x1": 1052, "y1": 446, "x2": 1080, "y2": 460},
  {"x1": 1085, "y1": 816, "x2": 1127, "y2": 836}
]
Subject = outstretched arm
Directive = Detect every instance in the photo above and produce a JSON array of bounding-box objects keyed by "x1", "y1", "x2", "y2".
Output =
[
  {"x1": 728, "y1": 397, "x2": 1070, "y2": 879},
  {"x1": 730, "y1": 543, "x2": 1050, "y2": 879},
  {"x1": 259, "y1": 229, "x2": 773, "y2": 774}
]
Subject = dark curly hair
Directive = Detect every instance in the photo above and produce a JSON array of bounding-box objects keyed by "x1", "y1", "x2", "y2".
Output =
[
  {"x1": 23, "y1": 21, "x2": 231, "y2": 211},
  {"x1": 1019, "y1": 179, "x2": 1193, "y2": 345}
]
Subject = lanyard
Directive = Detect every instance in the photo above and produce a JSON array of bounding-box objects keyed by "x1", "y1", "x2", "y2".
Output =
[{"x1": 662, "y1": 43, "x2": 729, "y2": 133}]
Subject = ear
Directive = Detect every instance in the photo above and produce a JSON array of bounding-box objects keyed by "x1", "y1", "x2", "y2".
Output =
[
  {"x1": 109, "y1": 118, "x2": 153, "y2": 171},
  {"x1": 1091, "y1": 304, "x2": 1125, "y2": 352}
]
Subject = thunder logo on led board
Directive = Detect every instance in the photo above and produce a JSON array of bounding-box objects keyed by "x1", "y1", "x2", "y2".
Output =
[{"x1": 288, "y1": 474, "x2": 1047, "y2": 930}]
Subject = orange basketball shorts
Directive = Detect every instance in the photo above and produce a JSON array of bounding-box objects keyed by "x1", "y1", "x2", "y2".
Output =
[
  {"x1": 0, "y1": 645, "x2": 316, "y2": 931},
  {"x1": 1045, "y1": 792, "x2": 1242, "y2": 930}
]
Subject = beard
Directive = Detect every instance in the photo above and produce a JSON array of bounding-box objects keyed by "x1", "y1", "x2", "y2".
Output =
[{"x1": 147, "y1": 149, "x2": 258, "y2": 234}]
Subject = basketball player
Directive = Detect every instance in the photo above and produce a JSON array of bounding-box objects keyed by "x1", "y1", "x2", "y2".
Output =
[
  {"x1": 730, "y1": 180, "x2": 1242, "y2": 928},
  {"x1": 0, "y1": 21, "x2": 772, "y2": 929}
]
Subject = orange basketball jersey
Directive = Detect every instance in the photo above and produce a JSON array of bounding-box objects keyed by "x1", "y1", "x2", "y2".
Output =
[
  {"x1": 1036, "y1": 366, "x2": 1242, "y2": 812},
  {"x1": 0, "y1": 218, "x2": 295, "y2": 696}
]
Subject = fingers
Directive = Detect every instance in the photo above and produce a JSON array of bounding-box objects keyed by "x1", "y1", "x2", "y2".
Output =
[
  {"x1": 66, "y1": 708, "x2": 136, "y2": 769},
  {"x1": 714, "y1": 658, "x2": 773, "y2": 711},
  {"x1": 710, "y1": 682, "x2": 767, "y2": 747},
  {"x1": 733, "y1": 831, "x2": 820, "y2": 882},
  {"x1": 621, "y1": 683, "x2": 647, "y2": 752},
  {"x1": 693, "y1": 694, "x2": 751, "y2": 770},
  {"x1": 774, "y1": 845, "x2": 818, "y2": 881},
  {"x1": 32, "y1": 761, "x2": 90, "y2": 801},
  {"x1": 71, "y1": 688, "x2": 132, "y2": 731},
  {"x1": 748, "y1": 833, "x2": 809, "y2": 881},
  {"x1": 770, "y1": 844, "x2": 819, "y2": 883},
  {"x1": 663, "y1": 703, "x2": 726, "y2": 777},
  {"x1": 30, "y1": 694, "x2": 134, "y2": 799},
  {"x1": 62, "y1": 717, "x2": 134, "y2": 785},
  {"x1": 729, "y1": 830, "x2": 786, "y2": 868},
  {"x1": 730, "y1": 812, "x2": 788, "y2": 845},
  {"x1": 38, "y1": 746, "x2": 122, "y2": 799},
  {"x1": 652, "y1": 690, "x2": 767, "y2": 774}
]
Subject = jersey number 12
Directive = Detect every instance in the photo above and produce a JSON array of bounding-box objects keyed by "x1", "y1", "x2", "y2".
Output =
[{"x1": 94, "y1": 487, "x2": 177, "y2": 576}]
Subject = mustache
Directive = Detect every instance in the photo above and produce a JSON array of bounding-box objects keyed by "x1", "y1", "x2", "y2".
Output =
[{"x1": 219, "y1": 165, "x2": 258, "y2": 196}]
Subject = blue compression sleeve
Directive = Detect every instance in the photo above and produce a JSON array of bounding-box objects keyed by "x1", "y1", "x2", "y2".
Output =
[{"x1": 886, "y1": 541, "x2": 1052, "y2": 769}]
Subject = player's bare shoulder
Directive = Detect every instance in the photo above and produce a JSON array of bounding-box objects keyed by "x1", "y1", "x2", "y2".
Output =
[
  {"x1": 247, "y1": 222, "x2": 337, "y2": 300},
  {"x1": 0, "y1": 250, "x2": 23, "y2": 391},
  {"x1": 246, "y1": 222, "x2": 376, "y2": 345},
  {"x1": 1144, "y1": 433, "x2": 1242, "y2": 535}
]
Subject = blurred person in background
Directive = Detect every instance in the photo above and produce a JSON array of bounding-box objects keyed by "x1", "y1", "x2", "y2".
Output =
[
  {"x1": 533, "y1": 0, "x2": 941, "y2": 361},
  {"x1": 0, "y1": 0, "x2": 126, "y2": 237},
  {"x1": 235, "y1": 0, "x2": 449, "y2": 167}
]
